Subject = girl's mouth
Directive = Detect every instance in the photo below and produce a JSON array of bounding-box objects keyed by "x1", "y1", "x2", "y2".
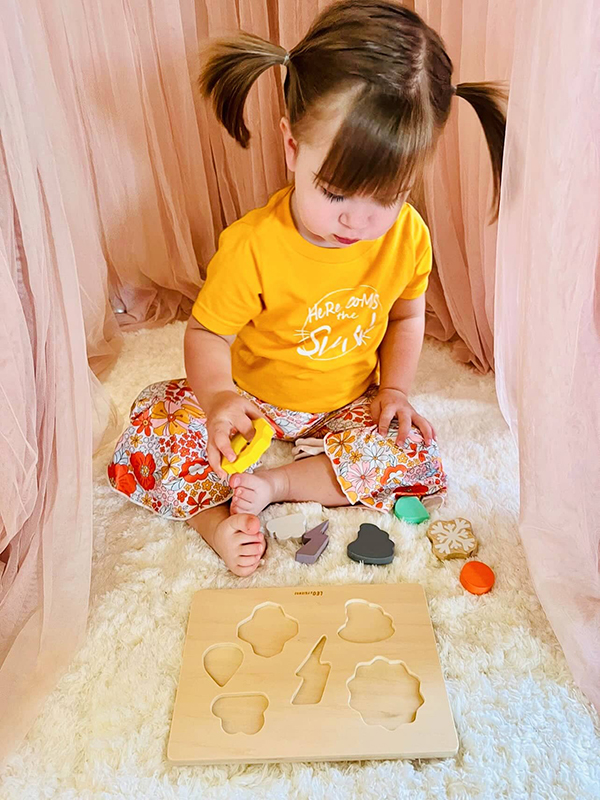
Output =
[{"x1": 334, "y1": 235, "x2": 360, "y2": 245}]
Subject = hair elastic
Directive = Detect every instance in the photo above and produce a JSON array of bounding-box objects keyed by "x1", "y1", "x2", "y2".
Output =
[
  {"x1": 451, "y1": 84, "x2": 457, "y2": 94},
  {"x1": 282, "y1": 53, "x2": 290, "y2": 67}
]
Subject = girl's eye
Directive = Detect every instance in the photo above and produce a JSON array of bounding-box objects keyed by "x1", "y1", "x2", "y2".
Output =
[{"x1": 321, "y1": 187, "x2": 345, "y2": 203}]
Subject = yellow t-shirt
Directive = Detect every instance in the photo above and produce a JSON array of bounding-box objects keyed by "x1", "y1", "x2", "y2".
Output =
[{"x1": 192, "y1": 186, "x2": 431, "y2": 413}]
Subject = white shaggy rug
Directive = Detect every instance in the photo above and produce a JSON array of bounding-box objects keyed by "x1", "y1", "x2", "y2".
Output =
[{"x1": 2, "y1": 322, "x2": 599, "y2": 799}]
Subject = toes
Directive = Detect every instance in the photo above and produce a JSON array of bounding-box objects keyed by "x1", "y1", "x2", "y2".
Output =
[
  {"x1": 237, "y1": 532, "x2": 265, "y2": 545},
  {"x1": 231, "y1": 561, "x2": 260, "y2": 577},
  {"x1": 231, "y1": 498, "x2": 253, "y2": 514},
  {"x1": 233, "y1": 513, "x2": 261, "y2": 536},
  {"x1": 240, "y1": 542, "x2": 265, "y2": 557},
  {"x1": 233, "y1": 486, "x2": 252, "y2": 501},
  {"x1": 238, "y1": 554, "x2": 262, "y2": 565},
  {"x1": 235, "y1": 472, "x2": 258, "y2": 489}
]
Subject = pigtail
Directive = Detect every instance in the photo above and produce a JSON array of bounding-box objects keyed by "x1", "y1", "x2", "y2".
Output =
[
  {"x1": 455, "y1": 82, "x2": 507, "y2": 219},
  {"x1": 200, "y1": 33, "x2": 288, "y2": 148}
]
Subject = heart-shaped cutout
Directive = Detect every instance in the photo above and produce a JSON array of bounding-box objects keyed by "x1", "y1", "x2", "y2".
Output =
[{"x1": 203, "y1": 644, "x2": 244, "y2": 687}]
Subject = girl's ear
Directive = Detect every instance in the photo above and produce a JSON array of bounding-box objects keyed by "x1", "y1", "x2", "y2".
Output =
[{"x1": 280, "y1": 117, "x2": 298, "y2": 172}]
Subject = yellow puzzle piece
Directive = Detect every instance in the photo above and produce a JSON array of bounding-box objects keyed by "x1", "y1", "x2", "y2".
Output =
[{"x1": 221, "y1": 418, "x2": 275, "y2": 475}]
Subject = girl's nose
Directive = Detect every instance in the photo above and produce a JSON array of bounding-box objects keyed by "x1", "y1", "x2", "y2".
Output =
[{"x1": 339, "y1": 211, "x2": 370, "y2": 230}]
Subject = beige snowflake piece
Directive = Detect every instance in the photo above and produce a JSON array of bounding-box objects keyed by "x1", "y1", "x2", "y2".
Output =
[{"x1": 427, "y1": 518, "x2": 478, "y2": 560}]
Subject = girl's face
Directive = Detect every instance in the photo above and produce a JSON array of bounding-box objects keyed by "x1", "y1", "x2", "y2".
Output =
[{"x1": 280, "y1": 115, "x2": 407, "y2": 248}]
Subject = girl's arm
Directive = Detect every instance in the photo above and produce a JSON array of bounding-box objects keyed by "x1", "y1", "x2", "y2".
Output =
[
  {"x1": 372, "y1": 294, "x2": 435, "y2": 445},
  {"x1": 184, "y1": 316, "x2": 264, "y2": 478},
  {"x1": 184, "y1": 316, "x2": 236, "y2": 410},
  {"x1": 378, "y1": 294, "x2": 425, "y2": 396}
]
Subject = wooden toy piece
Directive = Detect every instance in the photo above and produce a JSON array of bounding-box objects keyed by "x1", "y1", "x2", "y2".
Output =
[
  {"x1": 347, "y1": 523, "x2": 394, "y2": 565},
  {"x1": 168, "y1": 583, "x2": 458, "y2": 764},
  {"x1": 394, "y1": 496, "x2": 430, "y2": 524},
  {"x1": 427, "y1": 518, "x2": 478, "y2": 561},
  {"x1": 221, "y1": 418, "x2": 274, "y2": 475},
  {"x1": 266, "y1": 513, "x2": 305, "y2": 541},
  {"x1": 422, "y1": 493, "x2": 446, "y2": 512},
  {"x1": 460, "y1": 561, "x2": 495, "y2": 595},
  {"x1": 295, "y1": 520, "x2": 329, "y2": 564}
]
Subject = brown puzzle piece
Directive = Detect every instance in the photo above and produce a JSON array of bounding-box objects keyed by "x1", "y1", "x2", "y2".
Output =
[{"x1": 427, "y1": 518, "x2": 478, "y2": 560}]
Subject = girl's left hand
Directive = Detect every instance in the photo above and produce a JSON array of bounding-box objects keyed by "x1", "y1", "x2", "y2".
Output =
[{"x1": 370, "y1": 388, "x2": 436, "y2": 446}]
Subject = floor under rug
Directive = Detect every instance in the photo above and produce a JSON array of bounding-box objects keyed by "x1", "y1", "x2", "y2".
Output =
[{"x1": 1, "y1": 322, "x2": 599, "y2": 799}]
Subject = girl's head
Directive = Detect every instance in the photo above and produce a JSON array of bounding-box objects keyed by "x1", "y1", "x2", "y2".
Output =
[{"x1": 200, "y1": 0, "x2": 506, "y2": 245}]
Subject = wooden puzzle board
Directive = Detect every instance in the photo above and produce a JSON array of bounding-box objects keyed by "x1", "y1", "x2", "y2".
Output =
[{"x1": 168, "y1": 584, "x2": 458, "y2": 764}]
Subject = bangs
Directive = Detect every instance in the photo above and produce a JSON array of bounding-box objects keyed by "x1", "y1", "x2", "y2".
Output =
[{"x1": 314, "y1": 88, "x2": 434, "y2": 204}]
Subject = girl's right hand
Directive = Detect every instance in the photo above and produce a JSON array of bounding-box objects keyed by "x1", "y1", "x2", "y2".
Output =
[{"x1": 205, "y1": 391, "x2": 265, "y2": 480}]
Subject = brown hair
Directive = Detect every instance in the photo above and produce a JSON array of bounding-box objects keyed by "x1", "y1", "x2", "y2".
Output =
[{"x1": 200, "y1": 0, "x2": 507, "y2": 216}]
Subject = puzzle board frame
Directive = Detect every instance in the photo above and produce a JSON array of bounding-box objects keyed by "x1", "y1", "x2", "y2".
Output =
[{"x1": 168, "y1": 583, "x2": 458, "y2": 764}]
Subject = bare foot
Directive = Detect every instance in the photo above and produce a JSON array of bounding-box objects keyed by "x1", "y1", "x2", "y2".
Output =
[
  {"x1": 212, "y1": 513, "x2": 266, "y2": 577},
  {"x1": 230, "y1": 470, "x2": 287, "y2": 516}
]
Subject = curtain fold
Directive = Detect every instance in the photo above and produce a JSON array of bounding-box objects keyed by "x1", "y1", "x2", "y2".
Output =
[
  {"x1": 0, "y1": 0, "x2": 95, "y2": 760},
  {"x1": 495, "y1": 0, "x2": 600, "y2": 713},
  {"x1": 415, "y1": 0, "x2": 516, "y2": 372}
]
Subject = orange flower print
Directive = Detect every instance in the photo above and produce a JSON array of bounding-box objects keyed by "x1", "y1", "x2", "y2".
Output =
[
  {"x1": 151, "y1": 400, "x2": 202, "y2": 436},
  {"x1": 108, "y1": 463, "x2": 136, "y2": 496},
  {"x1": 327, "y1": 430, "x2": 356, "y2": 459},
  {"x1": 180, "y1": 458, "x2": 211, "y2": 484},
  {"x1": 130, "y1": 452, "x2": 156, "y2": 491},
  {"x1": 381, "y1": 463, "x2": 407, "y2": 484},
  {"x1": 133, "y1": 409, "x2": 152, "y2": 436},
  {"x1": 186, "y1": 491, "x2": 208, "y2": 515}
]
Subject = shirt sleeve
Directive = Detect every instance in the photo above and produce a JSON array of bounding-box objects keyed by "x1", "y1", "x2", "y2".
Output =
[
  {"x1": 400, "y1": 210, "x2": 433, "y2": 300},
  {"x1": 191, "y1": 222, "x2": 263, "y2": 335}
]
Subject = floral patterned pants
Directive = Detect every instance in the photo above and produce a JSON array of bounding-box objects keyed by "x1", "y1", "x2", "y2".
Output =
[{"x1": 108, "y1": 379, "x2": 446, "y2": 519}]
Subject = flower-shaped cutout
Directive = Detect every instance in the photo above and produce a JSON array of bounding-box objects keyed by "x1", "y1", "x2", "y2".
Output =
[{"x1": 348, "y1": 657, "x2": 423, "y2": 730}]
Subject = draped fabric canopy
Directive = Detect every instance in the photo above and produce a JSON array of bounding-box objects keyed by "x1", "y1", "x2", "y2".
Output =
[{"x1": 1, "y1": 0, "x2": 598, "y2": 765}]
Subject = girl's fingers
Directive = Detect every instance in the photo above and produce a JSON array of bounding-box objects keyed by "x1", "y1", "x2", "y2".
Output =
[
  {"x1": 244, "y1": 401, "x2": 266, "y2": 421},
  {"x1": 212, "y1": 428, "x2": 237, "y2": 463},
  {"x1": 370, "y1": 398, "x2": 381, "y2": 423},
  {"x1": 233, "y1": 413, "x2": 256, "y2": 441},
  {"x1": 395, "y1": 413, "x2": 412, "y2": 445},
  {"x1": 207, "y1": 440, "x2": 227, "y2": 479},
  {"x1": 378, "y1": 406, "x2": 395, "y2": 436},
  {"x1": 413, "y1": 414, "x2": 433, "y2": 445}
]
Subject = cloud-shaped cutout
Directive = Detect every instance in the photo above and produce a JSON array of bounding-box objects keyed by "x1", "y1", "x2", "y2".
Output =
[
  {"x1": 338, "y1": 600, "x2": 395, "y2": 644},
  {"x1": 211, "y1": 693, "x2": 269, "y2": 735}
]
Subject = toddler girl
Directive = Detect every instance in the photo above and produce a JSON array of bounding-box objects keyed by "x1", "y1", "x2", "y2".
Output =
[{"x1": 108, "y1": 0, "x2": 506, "y2": 575}]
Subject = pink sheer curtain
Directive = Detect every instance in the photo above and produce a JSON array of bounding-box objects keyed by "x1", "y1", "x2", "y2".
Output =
[
  {"x1": 495, "y1": 0, "x2": 600, "y2": 712},
  {"x1": 415, "y1": 0, "x2": 515, "y2": 372},
  {"x1": 0, "y1": 0, "x2": 96, "y2": 757},
  {"x1": 0, "y1": 0, "x2": 327, "y2": 763}
]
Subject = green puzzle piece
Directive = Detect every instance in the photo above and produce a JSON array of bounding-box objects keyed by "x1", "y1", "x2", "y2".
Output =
[{"x1": 393, "y1": 496, "x2": 430, "y2": 524}]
